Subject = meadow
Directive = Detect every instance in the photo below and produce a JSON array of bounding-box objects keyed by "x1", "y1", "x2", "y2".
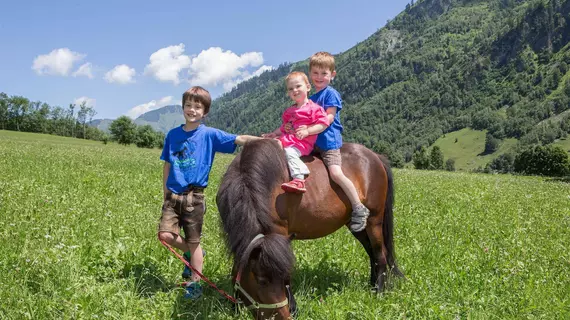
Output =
[
  {"x1": 429, "y1": 128, "x2": 518, "y2": 171},
  {"x1": 1, "y1": 130, "x2": 569, "y2": 319}
]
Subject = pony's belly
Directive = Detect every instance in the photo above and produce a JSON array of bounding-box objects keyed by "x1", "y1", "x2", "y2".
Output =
[{"x1": 277, "y1": 188, "x2": 351, "y2": 240}]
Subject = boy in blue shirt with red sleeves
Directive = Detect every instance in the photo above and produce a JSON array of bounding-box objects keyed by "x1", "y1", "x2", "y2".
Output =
[{"x1": 158, "y1": 86, "x2": 260, "y2": 299}]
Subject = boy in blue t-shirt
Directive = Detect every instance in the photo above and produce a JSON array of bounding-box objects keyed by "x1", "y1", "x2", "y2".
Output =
[
  {"x1": 307, "y1": 51, "x2": 370, "y2": 232},
  {"x1": 158, "y1": 86, "x2": 260, "y2": 299}
]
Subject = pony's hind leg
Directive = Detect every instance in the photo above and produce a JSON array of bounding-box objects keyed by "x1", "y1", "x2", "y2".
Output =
[
  {"x1": 366, "y1": 221, "x2": 389, "y2": 292},
  {"x1": 350, "y1": 230, "x2": 377, "y2": 288}
]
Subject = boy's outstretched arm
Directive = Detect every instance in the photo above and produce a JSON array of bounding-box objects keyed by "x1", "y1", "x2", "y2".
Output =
[
  {"x1": 262, "y1": 128, "x2": 282, "y2": 139},
  {"x1": 235, "y1": 135, "x2": 263, "y2": 146}
]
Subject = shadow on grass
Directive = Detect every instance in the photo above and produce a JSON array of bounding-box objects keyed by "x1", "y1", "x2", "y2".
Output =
[
  {"x1": 546, "y1": 176, "x2": 570, "y2": 183},
  {"x1": 121, "y1": 260, "x2": 170, "y2": 298},
  {"x1": 477, "y1": 150, "x2": 493, "y2": 156},
  {"x1": 291, "y1": 258, "x2": 356, "y2": 298}
]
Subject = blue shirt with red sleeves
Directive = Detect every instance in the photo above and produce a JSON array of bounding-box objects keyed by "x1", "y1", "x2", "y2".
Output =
[
  {"x1": 310, "y1": 86, "x2": 343, "y2": 150},
  {"x1": 161, "y1": 124, "x2": 237, "y2": 192}
]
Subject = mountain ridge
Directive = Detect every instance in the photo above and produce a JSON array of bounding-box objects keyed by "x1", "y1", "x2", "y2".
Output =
[{"x1": 204, "y1": 0, "x2": 570, "y2": 164}]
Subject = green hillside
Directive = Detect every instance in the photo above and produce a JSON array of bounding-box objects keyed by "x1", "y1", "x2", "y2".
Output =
[
  {"x1": 554, "y1": 136, "x2": 570, "y2": 151},
  {"x1": 430, "y1": 128, "x2": 518, "y2": 170},
  {"x1": 206, "y1": 0, "x2": 570, "y2": 168}
]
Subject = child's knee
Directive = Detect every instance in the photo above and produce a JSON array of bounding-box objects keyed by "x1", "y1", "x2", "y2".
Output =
[
  {"x1": 328, "y1": 165, "x2": 344, "y2": 182},
  {"x1": 158, "y1": 231, "x2": 175, "y2": 243}
]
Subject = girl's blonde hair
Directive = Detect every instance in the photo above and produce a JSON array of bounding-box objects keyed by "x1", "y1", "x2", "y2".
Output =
[{"x1": 285, "y1": 71, "x2": 310, "y2": 87}]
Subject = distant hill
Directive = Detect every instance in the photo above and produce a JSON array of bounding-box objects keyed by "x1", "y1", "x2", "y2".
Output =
[
  {"x1": 206, "y1": 0, "x2": 570, "y2": 166},
  {"x1": 89, "y1": 105, "x2": 185, "y2": 134},
  {"x1": 89, "y1": 119, "x2": 113, "y2": 133},
  {"x1": 133, "y1": 105, "x2": 184, "y2": 133}
]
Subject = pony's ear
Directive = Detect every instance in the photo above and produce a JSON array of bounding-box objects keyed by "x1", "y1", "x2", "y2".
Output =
[{"x1": 288, "y1": 233, "x2": 296, "y2": 242}]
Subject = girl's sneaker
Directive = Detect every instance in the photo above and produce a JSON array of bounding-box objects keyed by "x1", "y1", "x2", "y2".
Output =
[
  {"x1": 182, "y1": 249, "x2": 207, "y2": 279},
  {"x1": 281, "y1": 178, "x2": 307, "y2": 193},
  {"x1": 184, "y1": 282, "x2": 203, "y2": 300}
]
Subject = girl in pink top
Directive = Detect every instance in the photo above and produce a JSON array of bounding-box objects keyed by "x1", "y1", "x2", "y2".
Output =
[{"x1": 263, "y1": 71, "x2": 329, "y2": 193}]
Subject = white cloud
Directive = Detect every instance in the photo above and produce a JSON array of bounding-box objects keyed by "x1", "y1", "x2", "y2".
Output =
[
  {"x1": 126, "y1": 96, "x2": 174, "y2": 119},
  {"x1": 72, "y1": 63, "x2": 94, "y2": 79},
  {"x1": 188, "y1": 47, "x2": 268, "y2": 90},
  {"x1": 104, "y1": 64, "x2": 136, "y2": 84},
  {"x1": 144, "y1": 44, "x2": 191, "y2": 85},
  {"x1": 144, "y1": 44, "x2": 273, "y2": 90},
  {"x1": 73, "y1": 96, "x2": 96, "y2": 108},
  {"x1": 251, "y1": 65, "x2": 274, "y2": 77},
  {"x1": 223, "y1": 65, "x2": 274, "y2": 91},
  {"x1": 32, "y1": 48, "x2": 86, "y2": 76}
]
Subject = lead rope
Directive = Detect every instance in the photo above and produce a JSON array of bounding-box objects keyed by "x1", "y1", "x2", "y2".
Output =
[{"x1": 159, "y1": 239, "x2": 238, "y2": 304}]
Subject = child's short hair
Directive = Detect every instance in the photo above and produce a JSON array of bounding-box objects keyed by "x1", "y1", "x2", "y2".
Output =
[
  {"x1": 182, "y1": 86, "x2": 212, "y2": 114},
  {"x1": 309, "y1": 52, "x2": 335, "y2": 72},
  {"x1": 286, "y1": 71, "x2": 310, "y2": 87}
]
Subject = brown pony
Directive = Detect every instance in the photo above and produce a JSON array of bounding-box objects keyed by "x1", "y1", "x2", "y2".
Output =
[{"x1": 216, "y1": 139, "x2": 402, "y2": 319}]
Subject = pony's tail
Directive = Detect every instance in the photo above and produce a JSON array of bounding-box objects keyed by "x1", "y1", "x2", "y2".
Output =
[{"x1": 379, "y1": 156, "x2": 404, "y2": 277}]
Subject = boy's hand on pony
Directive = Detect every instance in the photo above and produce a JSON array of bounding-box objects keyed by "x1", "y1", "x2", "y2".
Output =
[{"x1": 262, "y1": 132, "x2": 277, "y2": 139}]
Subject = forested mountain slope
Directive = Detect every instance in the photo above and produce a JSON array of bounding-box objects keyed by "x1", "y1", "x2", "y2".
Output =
[{"x1": 207, "y1": 0, "x2": 570, "y2": 164}]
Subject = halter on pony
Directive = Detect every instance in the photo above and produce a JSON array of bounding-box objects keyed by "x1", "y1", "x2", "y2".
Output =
[{"x1": 233, "y1": 234, "x2": 289, "y2": 311}]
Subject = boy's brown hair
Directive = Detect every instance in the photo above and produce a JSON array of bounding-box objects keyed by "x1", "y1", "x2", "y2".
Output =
[
  {"x1": 285, "y1": 71, "x2": 311, "y2": 87},
  {"x1": 182, "y1": 86, "x2": 212, "y2": 114},
  {"x1": 309, "y1": 52, "x2": 335, "y2": 72}
]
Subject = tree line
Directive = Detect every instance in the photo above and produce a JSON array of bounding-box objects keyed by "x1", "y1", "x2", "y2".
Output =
[
  {"x1": 0, "y1": 92, "x2": 104, "y2": 140},
  {"x1": 108, "y1": 116, "x2": 164, "y2": 149},
  {"x1": 412, "y1": 143, "x2": 570, "y2": 177},
  {"x1": 0, "y1": 92, "x2": 164, "y2": 149}
]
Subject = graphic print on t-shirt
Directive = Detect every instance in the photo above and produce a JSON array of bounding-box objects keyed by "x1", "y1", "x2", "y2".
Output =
[{"x1": 172, "y1": 139, "x2": 197, "y2": 170}]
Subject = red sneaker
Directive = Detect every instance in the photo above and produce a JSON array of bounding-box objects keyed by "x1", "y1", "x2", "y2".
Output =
[{"x1": 281, "y1": 178, "x2": 307, "y2": 193}]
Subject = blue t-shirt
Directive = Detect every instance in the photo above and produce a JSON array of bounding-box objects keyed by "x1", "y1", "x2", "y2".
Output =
[
  {"x1": 161, "y1": 124, "x2": 237, "y2": 192},
  {"x1": 310, "y1": 86, "x2": 343, "y2": 150}
]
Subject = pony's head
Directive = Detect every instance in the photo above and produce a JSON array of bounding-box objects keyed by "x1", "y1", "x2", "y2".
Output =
[{"x1": 235, "y1": 233, "x2": 295, "y2": 319}]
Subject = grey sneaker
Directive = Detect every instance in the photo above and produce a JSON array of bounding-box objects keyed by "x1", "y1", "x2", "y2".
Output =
[{"x1": 349, "y1": 205, "x2": 370, "y2": 232}]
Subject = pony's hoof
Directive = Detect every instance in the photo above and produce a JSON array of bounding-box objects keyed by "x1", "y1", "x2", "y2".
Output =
[{"x1": 370, "y1": 284, "x2": 384, "y2": 293}]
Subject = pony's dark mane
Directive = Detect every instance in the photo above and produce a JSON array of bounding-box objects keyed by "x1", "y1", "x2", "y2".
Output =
[
  {"x1": 216, "y1": 139, "x2": 289, "y2": 262},
  {"x1": 239, "y1": 234, "x2": 295, "y2": 279}
]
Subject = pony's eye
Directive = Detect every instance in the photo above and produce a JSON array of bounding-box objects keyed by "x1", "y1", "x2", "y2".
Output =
[{"x1": 257, "y1": 277, "x2": 269, "y2": 287}]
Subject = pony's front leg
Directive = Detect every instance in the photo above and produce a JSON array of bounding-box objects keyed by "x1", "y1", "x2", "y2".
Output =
[{"x1": 350, "y1": 229, "x2": 377, "y2": 288}]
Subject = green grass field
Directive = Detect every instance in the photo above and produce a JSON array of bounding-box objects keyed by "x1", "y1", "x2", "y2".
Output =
[{"x1": 1, "y1": 130, "x2": 569, "y2": 319}]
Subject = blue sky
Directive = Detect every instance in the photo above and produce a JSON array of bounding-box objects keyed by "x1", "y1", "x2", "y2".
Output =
[{"x1": 0, "y1": 0, "x2": 409, "y2": 120}]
